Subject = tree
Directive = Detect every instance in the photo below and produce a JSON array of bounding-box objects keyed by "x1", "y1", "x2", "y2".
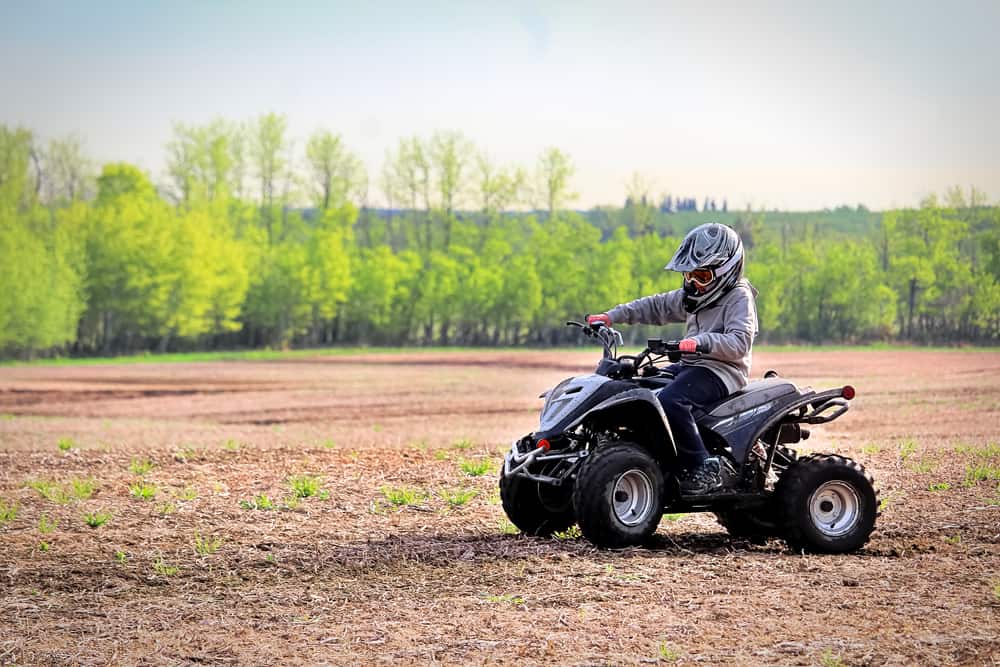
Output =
[
  {"x1": 249, "y1": 113, "x2": 291, "y2": 244},
  {"x1": 305, "y1": 129, "x2": 364, "y2": 210},
  {"x1": 534, "y1": 148, "x2": 576, "y2": 218}
]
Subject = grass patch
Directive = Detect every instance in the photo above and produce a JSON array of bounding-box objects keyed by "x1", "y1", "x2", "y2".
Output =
[
  {"x1": 451, "y1": 438, "x2": 474, "y2": 450},
  {"x1": 381, "y1": 485, "x2": 428, "y2": 507},
  {"x1": 57, "y1": 437, "x2": 75, "y2": 452},
  {"x1": 963, "y1": 464, "x2": 1000, "y2": 487},
  {"x1": 173, "y1": 445, "x2": 199, "y2": 463},
  {"x1": 128, "y1": 457, "x2": 155, "y2": 476},
  {"x1": 898, "y1": 438, "x2": 918, "y2": 461},
  {"x1": 193, "y1": 532, "x2": 224, "y2": 556},
  {"x1": 440, "y1": 488, "x2": 478, "y2": 508},
  {"x1": 554, "y1": 525, "x2": 582, "y2": 540},
  {"x1": 819, "y1": 649, "x2": 845, "y2": 667},
  {"x1": 157, "y1": 502, "x2": 177, "y2": 515},
  {"x1": 84, "y1": 510, "x2": 112, "y2": 528},
  {"x1": 69, "y1": 478, "x2": 96, "y2": 500},
  {"x1": 37, "y1": 514, "x2": 57, "y2": 534},
  {"x1": 288, "y1": 475, "x2": 329, "y2": 499},
  {"x1": 240, "y1": 494, "x2": 276, "y2": 510},
  {"x1": 907, "y1": 459, "x2": 935, "y2": 474},
  {"x1": 174, "y1": 486, "x2": 198, "y2": 501},
  {"x1": 944, "y1": 534, "x2": 962, "y2": 545},
  {"x1": 26, "y1": 479, "x2": 70, "y2": 504},
  {"x1": 129, "y1": 481, "x2": 157, "y2": 501},
  {"x1": 320, "y1": 438, "x2": 337, "y2": 449},
  {"x1": 223, "y1": 439, "x2": 242, "y2": 452},
  {"x1": 498, "y1": 518, "x2": 519, "y2": 535},
  {"x1": 927, "y1": 482, "x2": 951, "y2": 492},
  {"x1": 38, "y1": 541, "x2": 51, "y2": 552},
  {"x1": 459, "y1": 459, "x2": 492, "y2": 477},
  {"x1": 115, "y1": 550, "x2": 128, "y2": 563},
  {"x1": 482, "y1": 592, "x2": 525, "y2": 606},
  {"x1": 861, "y1": 442, "x2": 883, "y2": 455},
  {"x1": 0, "y1": 499, "x2": 19, "y2": 524},
  {"x1": 657, "y1": 641, "x2": 682, "y2": 662},
  {"x1": 152, "y1": 558, "x2": 179, "y2": 576},
  {"x1": 663, "y1": 513, "x2": 686, "y2": 522},
  {"x1": 878, "y1": 491, "x2": 897, "y2": 513}
]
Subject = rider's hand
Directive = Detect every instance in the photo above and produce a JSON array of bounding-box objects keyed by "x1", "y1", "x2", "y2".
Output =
[
  {"x1": 586, "y1": 313, "x2": 612, "y2": 327},
  {"x1": 679, "y1": 338, "x2": 698, "y2": 353}
]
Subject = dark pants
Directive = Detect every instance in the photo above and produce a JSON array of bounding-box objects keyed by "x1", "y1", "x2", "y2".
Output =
[{"x1": 657, "y1": 365, "x2": 728, "y2": 471}]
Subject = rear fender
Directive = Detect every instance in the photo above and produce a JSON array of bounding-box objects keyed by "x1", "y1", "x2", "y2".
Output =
[{"x1": 565, "y1": 388, "x2": 677, "y2": 460}]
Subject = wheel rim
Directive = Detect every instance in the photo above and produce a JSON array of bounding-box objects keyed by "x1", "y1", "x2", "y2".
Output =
[
  {"x1": 808, "y1": 480, "x2": 861, "y2": 537},
  {"x1": 612, "y1": 469, "x2": 655, "y2": 526}
]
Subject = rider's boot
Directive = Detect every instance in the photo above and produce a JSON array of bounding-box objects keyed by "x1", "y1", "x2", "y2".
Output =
[{"x1": 680, "y1": 457, "x2": 723, "y2": 495}]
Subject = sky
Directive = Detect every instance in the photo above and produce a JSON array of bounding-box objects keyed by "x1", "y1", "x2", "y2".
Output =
[{"x1": 2, "y1": 0, "x2": 999, "y2": 210}]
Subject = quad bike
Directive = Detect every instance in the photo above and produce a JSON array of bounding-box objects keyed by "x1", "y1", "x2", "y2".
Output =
[{"x1": 499, "y1": 321, "x2": 879, "y2": 553}]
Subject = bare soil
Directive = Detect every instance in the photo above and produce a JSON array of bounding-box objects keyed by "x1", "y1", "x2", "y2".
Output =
[{"x1": 1, "y1": 349, "x2": 998, "y2": 665}]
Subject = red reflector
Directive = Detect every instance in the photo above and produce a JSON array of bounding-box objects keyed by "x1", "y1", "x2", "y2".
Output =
[
  {"x1": 536, "y1": 439, "x2": 551, "y2": 451},
  {"x1": 842, "y1": 385, "x2": 856, "y2": 400}
]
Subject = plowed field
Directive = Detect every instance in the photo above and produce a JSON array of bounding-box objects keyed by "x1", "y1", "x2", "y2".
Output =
[{"x1": 1, "y1": 349, "x2": 998, "y2": 665}]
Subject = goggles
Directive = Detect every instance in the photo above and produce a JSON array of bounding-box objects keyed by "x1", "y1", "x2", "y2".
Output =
[{"x1": 683, "y1": 268, "x2": 715, "y2": 290}]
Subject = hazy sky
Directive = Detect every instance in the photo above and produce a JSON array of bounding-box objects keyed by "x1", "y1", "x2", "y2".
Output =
[{"x1": 2, "y1": 1, "x2": 998, "y2": 210}]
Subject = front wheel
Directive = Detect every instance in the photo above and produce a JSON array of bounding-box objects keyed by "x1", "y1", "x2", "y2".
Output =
[
  {"x1": 499, "y1": 472, "x2": 575, "y2": 536},
  {"x1": 573, "y1": 443, "x2": 664, "y2": 548},
  {"x1": 776, "y1": 454, "x2": 878, "y2": 554}
]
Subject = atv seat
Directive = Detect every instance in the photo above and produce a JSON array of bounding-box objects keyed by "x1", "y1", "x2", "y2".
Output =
[{"x1": 693, "y1": 378, "x2": 799, "y2": 421}]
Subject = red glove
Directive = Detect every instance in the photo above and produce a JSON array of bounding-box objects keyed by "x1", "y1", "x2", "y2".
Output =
[
  {"x1": 586, "y1": 313, "x2": 612, "y2": 327},
  {"x1": 679, "y1": 338, "x2": 698, "y2": 353}
]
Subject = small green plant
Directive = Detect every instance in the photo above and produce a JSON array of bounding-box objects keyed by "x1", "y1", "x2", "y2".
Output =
[
  {"x1": 38, "y1": 514, "x2": 57, "y2": 534},
  {"x1": 459, "y1": 459, "x2": 492, "y2": 477},
  {"x1": 452, "y1": 438, "x2": 474, "y2": 450},
  {"x1": 0, "y1": 413, "x2": 14, "y2": 420},
  {"x1": 381, "y1": 485, "x2": 428, "y2": 507},
  {"x1": 173, "y1": 445, "x2": 198, "y2": 463},
  {"x1": 129, "y1": 481, "x2": 157, "y2": 501},
  {"x1": 57, "y1": 437, "x2": 75, "y2": 452},
  {"x1": 498, "y1": 518, "x2": 519, "y2": 535},
  {"x1": 193, "y1": 532, "x2": 224, "y2": 555},
  {"x1": 898, "y1": 438, "x2": 918, "y2": 461},
  {"x1": 152, "y1": 558, "x2": 179, "y2": 576},
  {"x1": 433, "y1": 449, "x2": 450, "y2": 461},
  {"x1": 321, "y1": 438, "x2": 337, "y2": 449},
  {"x1": 372, "y1": 423, "x2": 382, "y2": 432},
  {"x1": 944, "y1": 534, "x2": 962, "y2": 545},
  {"x1": 554, "y1": 525, "x2": 582, "y2": 540},
  {"x1": 240, "y1": 494, "x2": 276, "y2": 510},
  {"x1": 129, "y1": 457, "x2": 155, "y2": 476},
  {"x1": 440, "y1": 488, "x2": 478, "y2": 508},
  {"x1": 663, "y1": 513, "x2": 686, "y2": 522},
  {"x1": 0, "y1": 499, "x2": 18, "y2": 524},
  {"x1": 223, "y1": 438, "x2": 241, "y2": 452},
  {"x1": 482, "y1": 592, "x2": 525, "y2": 606},
  {"x1": 84, "y1": 510, "x2": 112, "y2": 528},
  {"x1": 878, "y1": 491, "x2": 897, "y2": 513},
  {"x1": 657, "y1": 641, "x2": 682, "y2": 662},
  {"x1": 115, "y1": 550, "x2": 127, "y2": 563},
  {"x1": 69, "y1": 477, "x2": 96, "y2": 500},
  {"x1": 907, "y1": 459, "x2": 935, "y2": 474},
  {"x1": 819, "y1": 649, "x2": 844, "y2": 667},
  {"x1": 26, "y1": 479, "x2": 70, "y2": 504},
  {"x1": 861, "y1": 442, "x2": 883, "y2": 455},
  {"x1": 928, "y1": 482, "x2": 951, "y2": 492},
  {"x1": 289, "y1": 475, "x2": 327, "y2": 499},
  {"x1": 964, "y1": 464, "x2": 1000, "y2": 486},
  {"x1": 175, "y1": 486, "x2": 198, "y2": 501},
  {"x1": 157, "y1": 502, "x2": 177, "y2": 516},
  {"x1": 38, "y1": 541, "x2": 51, "y2": 552}
]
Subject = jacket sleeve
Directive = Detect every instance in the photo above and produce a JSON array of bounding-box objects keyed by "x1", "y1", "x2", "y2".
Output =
[
  {"x1": 692, "y1": 287, "x2": 758, "y2": 362},
  {"x1": 606, "y1": 289, "x2": 687, "y2": 326}
]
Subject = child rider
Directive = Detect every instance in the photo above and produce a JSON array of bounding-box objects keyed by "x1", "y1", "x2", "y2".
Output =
[{"x1": 587, "y1": 223, "x2": 758, "y2": 495}]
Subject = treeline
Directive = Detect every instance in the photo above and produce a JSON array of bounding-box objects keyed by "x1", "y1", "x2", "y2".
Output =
[{"x1": 1, "y1": 117, "x2": 998, "y2": 358}]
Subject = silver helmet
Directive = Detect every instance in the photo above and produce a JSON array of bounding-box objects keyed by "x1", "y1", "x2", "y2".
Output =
[{"x1": 665, "y1": 223, "x2": 744, "y2": 312}]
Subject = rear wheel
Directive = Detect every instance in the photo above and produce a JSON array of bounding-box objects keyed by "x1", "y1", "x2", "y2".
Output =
[
  {"x1": 776, "y1": 454, "x2": 878, "y2": 553},
  {"x1": 499, "y1": 472, "x2": 575, "y2": 536},
  {"x1": 573, "y1": 443, "x2": 664, "y2": 548}
]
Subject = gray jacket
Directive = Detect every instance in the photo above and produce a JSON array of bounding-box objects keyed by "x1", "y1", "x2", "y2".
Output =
[{"x1": 607, "y1": 279, "x2": 759, "y2": 393}]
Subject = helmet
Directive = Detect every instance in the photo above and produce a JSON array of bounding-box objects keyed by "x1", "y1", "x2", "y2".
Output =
[{"x1": 665, "y1": 223, "x2": 744, "y2": 312}]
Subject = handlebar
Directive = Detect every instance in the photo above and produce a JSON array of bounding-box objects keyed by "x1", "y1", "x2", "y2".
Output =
[{"x1": 646, "y1": 337, "x2": 713, "y2": 355}]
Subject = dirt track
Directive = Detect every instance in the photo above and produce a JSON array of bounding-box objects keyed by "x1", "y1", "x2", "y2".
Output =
[{"x1": 1, "y1": 349, "x2": 999, "y2": 665}]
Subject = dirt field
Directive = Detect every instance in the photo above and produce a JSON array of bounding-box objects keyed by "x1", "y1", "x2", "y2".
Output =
[{"x1": 1, "y1": 349, "x2": 998, "y2": 666}]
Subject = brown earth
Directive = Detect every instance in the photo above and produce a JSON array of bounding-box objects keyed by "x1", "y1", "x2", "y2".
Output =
[{"x1": 0, "y1": 349, "x2": 998, "y2": 665}]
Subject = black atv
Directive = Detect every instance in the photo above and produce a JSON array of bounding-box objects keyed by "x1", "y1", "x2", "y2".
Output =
[{"x1": 499, "y1": 321, "x2": 879, "y2": 553}]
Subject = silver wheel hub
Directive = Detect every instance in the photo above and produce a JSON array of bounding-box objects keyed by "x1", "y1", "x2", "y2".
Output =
[
  {"x1": 612, "y1": 469, "x2": 655, "y2": 526},
  {"x1": 808, "y1": 480, "x2": 861, "y2": 537}
]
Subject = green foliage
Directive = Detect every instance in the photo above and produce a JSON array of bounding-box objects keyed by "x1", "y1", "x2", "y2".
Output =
[
  {"x1": 380, "y1": 485, "x2": 428, "y2": 507},
  {"x1": 657, "y1": 641, "x2": 682, "y2": 662},
  {"x1": 4, "y1": 118, "x2": 1000, "y2": 359},
  {"x1": 819, "y1": 649, "x2": 845, "y2": 667},
  {"x1": 26, "y1": 478, "x2": 93, "y2": 503},
  {"x1": 193, "y1": 532, "x2": 224, "y2": 556},
  {"x1": 927, "y1": 482, "x2": 951, "y2": 492},
  {"x1": 964, "y1": 464, "x2": 1000, "y2": 486},
  {"x1": 440, "y1": 488, "x2": 478, "y2": 508},
  {"x1": 152, "y1": 558, "x2": 179, "y2": 576},
  {"x1": 0, "y1": 499, "x2": 19, "y2": 524},
  {"x1": 898, "y1": 439, "x2": 918, "y2": 461},
  {"x1": 129, "y1": 481, "x2": 157, "y2": 501},
  {"x1": 57, "y1": 437, "x2": 75, "y2": 452},
  {"x1": 115, "y1": 550, "x2": 127, "y2": 563},
  {"x1": 37, "y1": 514, "x2": 57, "y2": 534},
  {"x1": 459, "y1": 459, "x2": 492, "y2": 477},
  {"x1": 288, "y1": 475, "x2": 328, "y2": 499},
  {"x1": 129, "y1": 457, "x2": 155, "y2": 476},
  {"x1": 240, "y1": 494, "x2": 276, "y2": 510},
  {"x1": 84, "y1": 510, "x2": 112, "y2": 528}
]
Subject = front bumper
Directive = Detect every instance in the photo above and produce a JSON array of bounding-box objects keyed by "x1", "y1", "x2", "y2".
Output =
[{"x1": 501, "y1": 439, "x2": 588, "y2": 487}]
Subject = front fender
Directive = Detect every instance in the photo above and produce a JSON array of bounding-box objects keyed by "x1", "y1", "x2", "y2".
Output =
[{"x1": 566, "y1": 387, "x2": 677, "y2": 458}]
